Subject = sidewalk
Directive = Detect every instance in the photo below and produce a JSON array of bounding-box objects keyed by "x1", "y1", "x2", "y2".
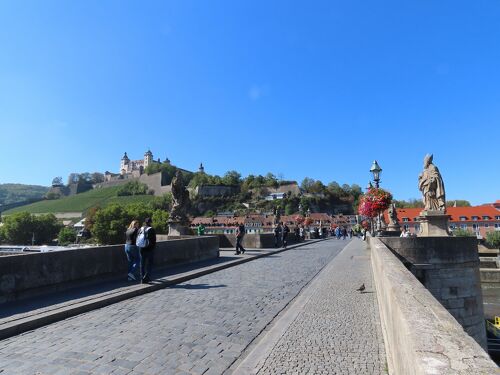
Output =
[
  {"x1": 0, "y1": 239, "x2": 322, "y2": 341},
  {"x1": 232, "y1": 238, "x2": 387, "y2": 375}
]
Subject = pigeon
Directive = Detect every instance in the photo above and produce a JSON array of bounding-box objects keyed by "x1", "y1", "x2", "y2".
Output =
[{"x1": 356, "y1": 283, "x2": 365, "y2": 292}]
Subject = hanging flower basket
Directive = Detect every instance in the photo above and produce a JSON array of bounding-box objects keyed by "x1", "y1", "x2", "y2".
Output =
[{"x1": 358, "y1": 188, "x2": 393, "y2": 218}]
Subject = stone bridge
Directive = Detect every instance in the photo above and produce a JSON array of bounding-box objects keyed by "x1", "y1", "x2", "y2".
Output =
[{"x1": 0, "y1": 236, "x2": 497, "y2": 374}]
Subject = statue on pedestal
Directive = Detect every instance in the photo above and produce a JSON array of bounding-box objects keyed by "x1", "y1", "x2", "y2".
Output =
[
  {"x1": 169, "y1": 171, "x2": 191, "y2": 236},
  {"x1": 417, "y1": 154, "x2": 450, "y2": 236},
  {"x1": 418, "y1": 154, "x2": 446, "y2": 212},
  {"x1": 385, "y1": 202, "x2": 401, "y2": 235}
]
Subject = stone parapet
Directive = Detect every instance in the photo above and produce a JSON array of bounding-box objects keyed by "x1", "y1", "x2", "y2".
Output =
[
  {"x1": 370, "y1": 237, "x2": 497, "y2": 374},
  {"x1": 0, "y1": 236, "x2": 219, "y2": 304},
  {"x1": 380, "y1": 236, "x2": 487, "y2": 348}
]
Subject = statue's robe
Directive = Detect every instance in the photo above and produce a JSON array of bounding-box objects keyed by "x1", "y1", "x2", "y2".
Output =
[{"x1": 419, "y1": 164, "x2": 446, "y2": 210}]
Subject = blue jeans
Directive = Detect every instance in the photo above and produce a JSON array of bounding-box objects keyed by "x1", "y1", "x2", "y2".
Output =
[{"x1": 124, "y1": 244, "x2": 139, "y2": 277}]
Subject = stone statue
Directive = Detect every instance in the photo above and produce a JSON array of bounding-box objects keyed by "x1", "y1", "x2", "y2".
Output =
[
  {"x1": 170, "y1": 170, "x2": 190, "y2": 224},
  {"x1": 418, "y1": 154, "x2": 446, "y2": 212},
  {"x1": 273, "y1": 206, "x2": 281, "y2": 225},
  {"x1": 388, "y1": 203, "x2": 399, "y2": 225}
]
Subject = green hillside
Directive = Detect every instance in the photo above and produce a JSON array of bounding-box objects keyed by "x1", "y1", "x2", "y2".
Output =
[
  {"x1": 3, "y1": 186, "x2": 154, "y2": 215},
  {"x1": 0, "y1": 183, "x2": 49, "y2": 206}
]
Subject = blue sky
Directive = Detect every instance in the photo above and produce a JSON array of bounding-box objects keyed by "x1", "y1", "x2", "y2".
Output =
[{"x1": 0, "y1": 1, "x2": 499, "y2": 205}]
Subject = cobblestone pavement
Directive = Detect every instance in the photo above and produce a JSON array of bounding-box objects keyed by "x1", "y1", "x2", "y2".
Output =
[
  {"x1": 0, "y1": 240, "x2": 347, "y2": 375},
  {"x1": 252, "y1": 239, "x2": 387, "y2": 375}
]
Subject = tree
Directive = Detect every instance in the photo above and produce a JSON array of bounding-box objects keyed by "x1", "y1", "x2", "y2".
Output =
[
  {"x1": 0, "y1": 212, "x2": 61, "y2": 245},
  {"x1": 152, "y1": 210, "x2": 169, "y2": 234},
  {"x1": 150, "y1": 193, "x2": 172, "y2": 210},
  {"x1": 453, "y1": 228, "x2": 475, "y2": 237},
  {"x1": 92, "y1": 204, "x2": 129, "y2": 245},
  {"x1": 446, "y1": 200, "x2": 471, "y2": 207},
  {"x1": 91, "y1": 172, "x2": 105, "y2": 184},
  {"x1": 486, "y1": 231, "x2": 500, "y2": 249},
  {"x1": 58, "y1": 227, "x2": 76, "y2": 245},
  {"x1": 301, "y1": 177, "x2": 315, "y2": 192},
  {"x1": 0, "y1": 212, "x2": 35, "y2": 244},
  {"x1": 52, "y1": 177, "x2": 63, "y2": 187},
  {"x1": 222, "y1": 171, "x2": 241, "y2": 186},
  {"x1": 188, "y1": 172, "x2": 211, "y2": 188}
]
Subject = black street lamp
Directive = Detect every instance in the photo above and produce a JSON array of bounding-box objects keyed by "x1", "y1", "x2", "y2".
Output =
[{"x1": 370, "y1": 160, "x2": 382, "y2": 188}]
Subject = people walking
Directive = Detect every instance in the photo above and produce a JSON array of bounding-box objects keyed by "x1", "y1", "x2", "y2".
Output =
[
  {"x1": 273, "y1": 223, "x2": 282, "y2": 248},
  {"x1": 294, "y1": 226, "x2": 300, "y2": 242},
  {"x1": 299, "y1": 225, "x2": 305, "y2": 241},
  {"x1": 282, "y1": 223, "x2": 290, "y2": 248},
  {"x1": 136, "y1": 217, "x2": 156, "y2": 283},
  {"x1": 235, "y1": 222, "x2": 246, "y2": 255},
  {"x1": 124, "y1": 220, "x2": 140, "y2": 281},
  {"x1": 342, "y1": 227, "x2": 347, "y2": 240}
]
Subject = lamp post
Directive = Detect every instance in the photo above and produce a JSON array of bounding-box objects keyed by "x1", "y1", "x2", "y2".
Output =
[
  {"x1": 369, "y1": 161, "x2": 384, "y2": 234},
  {"x1": 370, "y1": 160, "x2": 382, "y2": 188}
]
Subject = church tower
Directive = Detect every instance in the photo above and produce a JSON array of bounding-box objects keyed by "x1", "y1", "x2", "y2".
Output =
[
  {"x1": 120, "y1": 152, "x2": 130, "y2": 175},
  {"x1": 199, "y1": 162, "x2": 205, "y2": 173},
  {"x1": 144, "y1": 149, "x2": 153, "y2": 169}
]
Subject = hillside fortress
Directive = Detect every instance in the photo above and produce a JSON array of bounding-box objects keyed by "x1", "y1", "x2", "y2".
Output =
[{"x1": 120, "y1": 150, "x2": 170, "y2": 176}]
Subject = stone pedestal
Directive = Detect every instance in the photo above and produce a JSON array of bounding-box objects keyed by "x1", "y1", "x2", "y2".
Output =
[
  {"x1": 383, "y1": 224, "x2": 402, "y2": 237},
  {"x1": 417, "y1": 210, "x2": 451, "y2": 237},
  {"x1": 168, "y1": 222, "x2": 190, "y2": 238}
]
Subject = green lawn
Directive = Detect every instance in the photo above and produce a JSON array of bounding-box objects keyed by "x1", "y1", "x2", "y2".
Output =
[{"x1": 3, "y1": 186, "x2": 154, "y2": 215}]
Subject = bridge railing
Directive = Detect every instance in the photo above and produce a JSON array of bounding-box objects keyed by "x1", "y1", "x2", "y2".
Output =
[{"x1": 369, "y1": 237, "x2": 497, "y2": 374}]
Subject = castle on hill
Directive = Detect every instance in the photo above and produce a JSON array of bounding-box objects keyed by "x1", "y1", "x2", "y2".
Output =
[{"x1": 119, "y1": 150, "x2": 172, "y2": 177}]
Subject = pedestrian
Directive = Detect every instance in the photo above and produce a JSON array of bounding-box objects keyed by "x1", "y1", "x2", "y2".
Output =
[
  {"x1": 318, "y1": 226, "x2": 323, "y2": 239},
  {"x1": 235, "y1": 222, "x2": 246, "y2": 255},
  {"x1": 294, "y1": 226, "x2": 300, "y2": 242},
  {"x1": 124, "y1": 220, "x2": 140, "y2": 281},
  {"x1": 400, "y1": 227, "x2": 410, "y2": 238},
  {"x1": 342, "y1": 227, "x2": 347, "y2": 240},
  {"x1": 273, "y1": 223, "x2": 282, "y2": 248},
  {"x1": 282, "y1": 222, "x2": 290, "y2": 248},
  {"x1": 197, "y1": 223, "x2": 205, "y2": 236},
  {"x1": 136, "y1": 217, "x2": 156, "y2": 283},
  {"x1": 299, "y1": 225, "x2": 305, "y2": 241}
]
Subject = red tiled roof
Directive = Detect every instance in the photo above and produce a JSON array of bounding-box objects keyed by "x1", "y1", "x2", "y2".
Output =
[{"x1": 383, "y1": 205, "x2": 500, "y2": 223}]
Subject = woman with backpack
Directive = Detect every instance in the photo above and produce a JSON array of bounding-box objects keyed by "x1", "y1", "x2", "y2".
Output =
[{"x1": 125, "y1": 220, "x2": 140, "y2": 281}]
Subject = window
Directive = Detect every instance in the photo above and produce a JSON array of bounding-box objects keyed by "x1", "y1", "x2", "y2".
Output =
[
  {"x1": 449, "y1": 224, "x2": 456, "y2": 229},
  {"x1": 472, "y1": 216, "x2": 478, "y2": 221},
  {"x1": 485, "y1": 223, "x2": 489, "y2": 228},
  {"x1": 460, "y1": 224, "x2": 467, "y2": 229},
  {"x1": 483, "y1": 216, "x2": 490, "y2": 220},
  {"x1": 414, "y1": 224, "x2": 420, "y2": 232},
  {"x1": 402, "y1": 217, "x2": 409, "y2": 222},
  {"x1": 472, "y1": 224, "x2": 478, "y2": 230},
  {"x1": 496, "y1": 216, "x2": 500, "y2": 220},
  {"x1": 460, "y1": 216, "x2": 467, "y2": 221},
  {"x1": 403, "y1": 224, "x2": 409, "y2": 230}
]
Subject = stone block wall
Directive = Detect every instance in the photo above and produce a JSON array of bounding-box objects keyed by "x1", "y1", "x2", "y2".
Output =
[
  {"x1": 370, "y1": 237, "x2": 497, "y2": 374},
  {"x1": 0, "y1": 236, "x2": 219, "y2": 303}
]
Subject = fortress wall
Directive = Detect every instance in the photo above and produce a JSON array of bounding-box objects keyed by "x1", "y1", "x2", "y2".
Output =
[
  {"x1": 370, "y1": 237, "x2": 496, "y2": 374},
  {"x1": 0, "y1": 236, "x2": 219, "y2": 304}
]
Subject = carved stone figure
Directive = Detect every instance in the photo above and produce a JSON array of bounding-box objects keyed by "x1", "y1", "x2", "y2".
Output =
[
  {"x1": 418, "y1": 154, "x2": 446, "y2": 212},
  {"x1": 388, "y1": 203, "x2": 399, "y2": 225},
  {"x1": 170, "y1": 171, "x2": 190, "y2": 224}
]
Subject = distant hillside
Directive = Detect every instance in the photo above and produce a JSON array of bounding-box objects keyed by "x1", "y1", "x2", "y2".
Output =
[
  {"x1": 3, "y1": 185, "x2": 154, "y2": 215},
  {"x1": 0, "y1": 183, "x2": 49, "y2": 206}
]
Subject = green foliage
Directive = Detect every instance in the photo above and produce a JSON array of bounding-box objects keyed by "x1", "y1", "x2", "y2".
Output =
[
  {"x1": 149, "y1": 193, "x2": 172, "y2": 210},
  {"x1": 485, "y1": 231, "x2": 500, "y2": 249},
  {"x1": 45, "y1": 191, "x2": 62, "y2": 200},
  {"x1": 453, "y1": 228, "x2": 476, "y2": 237},
  {"x1": 89, "y1": 203, "x2": 170, "y2": 244},
  {"x1": 393, "y1": 199, "x2": 424, "y2": 208},
  {"x1": 446, "y1": 200, "x2": 471, "y2": 207},
  {"x1": 4, "y1": 185, "x2": 155, "y2": 215},
  {"x1": 116, "y1": 181, "x2": 149, "y2": 196},
  {"x1": 222, "y1": 171, "x2": 242, "y2": 186},
  {"x1": 0, "y1": 212, "x2": 61, "y2": 245},
  {"x1": 152, "y1": 210, "x2": 169, "y2": 234},
  {"x1": 58, "y1": 227, "x2": 76, "y2": 245},
  {"x1": 0, "y1": 184, "x2": 49, "y2": 206}
]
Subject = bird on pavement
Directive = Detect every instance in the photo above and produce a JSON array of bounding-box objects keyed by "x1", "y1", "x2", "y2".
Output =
[{"x1": 356, "y1": 283, "x2": 365, "y2": 292}]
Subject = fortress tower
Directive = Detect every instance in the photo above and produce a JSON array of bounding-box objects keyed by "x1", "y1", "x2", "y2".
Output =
[
  {"x1": 144, "y1": 149, "x2": 153, "y2": 169},
  {"x1": 120, "y1": 152, "x2": 130, "y2": 175}
]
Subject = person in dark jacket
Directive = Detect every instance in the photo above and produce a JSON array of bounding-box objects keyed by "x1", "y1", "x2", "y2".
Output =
[
  {"x1": 235, "y1": 222, "x2": 245, "y2": 255},
  {"x1": 125, "y1": 220, "x2": 140, "y2": 281},
  {"x1": 282, "y1": 223, "x2": 290, "y2": 248},
  {"x1": 138, "y1": 217, "x2": 157, "y2": 283},
  {"x1": 273, "y1": 223, "x2": 282, "y2": 247}
]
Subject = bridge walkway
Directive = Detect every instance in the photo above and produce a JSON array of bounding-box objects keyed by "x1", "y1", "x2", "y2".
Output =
[{"x1": 0, "y1": 239, "x2": 386, "y2": 375}]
